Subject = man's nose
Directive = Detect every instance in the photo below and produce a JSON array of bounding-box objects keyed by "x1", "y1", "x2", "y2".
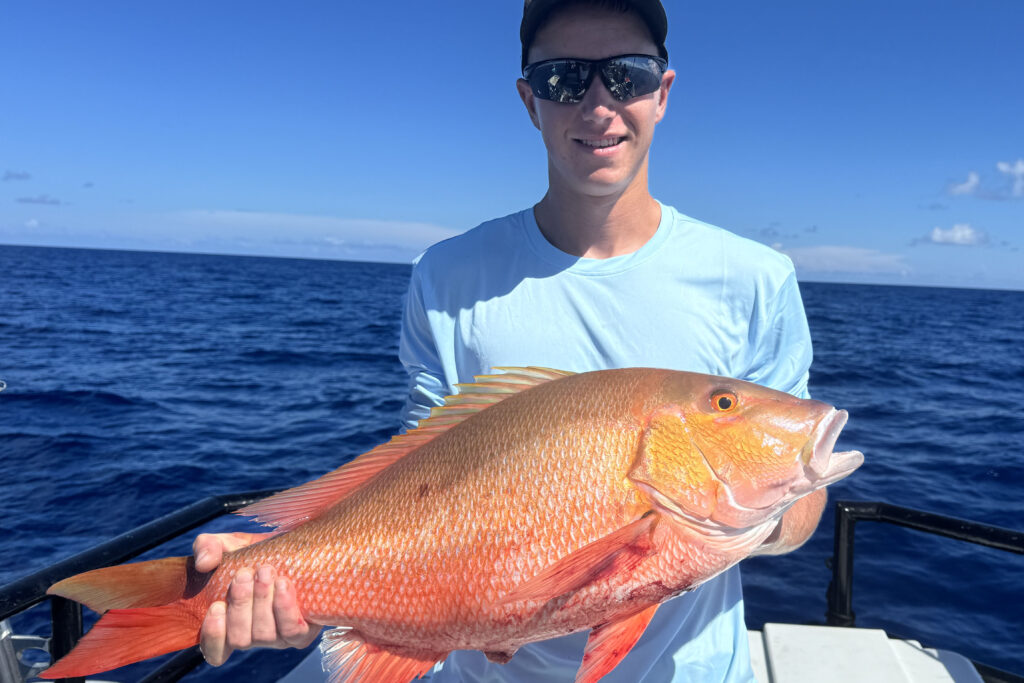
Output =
[{"x1": 578, "y1": 75, "x2": 618, "y2": 121}]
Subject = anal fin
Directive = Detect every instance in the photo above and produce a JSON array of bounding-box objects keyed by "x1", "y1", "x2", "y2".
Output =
[
  {"x1": 576, "y1": 604, "x2": 660, "y2": 683},
  {"x1": 499, "y1": 512, "x2": 659, "y2": 607},
  {"x1": 320, "y1": 627, "x2": 444, "y2": 683}
]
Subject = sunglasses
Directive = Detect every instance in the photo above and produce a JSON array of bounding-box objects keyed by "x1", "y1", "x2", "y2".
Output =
[{"x1": 522, "y1": 54, "x2": 668, "y2": 104}]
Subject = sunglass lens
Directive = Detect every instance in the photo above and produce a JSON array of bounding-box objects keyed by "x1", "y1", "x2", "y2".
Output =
[
  {"x1": 528, "y1": 61, "x2": 590, "y2": 104},
  {"x1": 601, "y1": 56, "x2": 663, "y2": 101}
]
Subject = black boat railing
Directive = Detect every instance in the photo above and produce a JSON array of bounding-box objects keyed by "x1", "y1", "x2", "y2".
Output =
[
  {"x1": 825, "y1": 499, "x2": 1024, "y2": 683},
  {"x1": 0, "y1": 489, "x2": 279, "y2": 683},
  {"x1": 825, "y1": 499, "x2": 1024, "y2": 626}
]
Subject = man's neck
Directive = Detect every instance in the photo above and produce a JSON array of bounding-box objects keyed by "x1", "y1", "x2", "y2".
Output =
[{"x1": 533, "y1": 175, "x2": 662, "y2": 259}]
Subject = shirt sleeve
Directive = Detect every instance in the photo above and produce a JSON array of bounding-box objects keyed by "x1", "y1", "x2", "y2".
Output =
[
  {"x1": 397, "y1": 261, "x2": 448, "y2": 431},
  {"x1": 745, "y1": 269, "x2": 813, "y2": 399}
]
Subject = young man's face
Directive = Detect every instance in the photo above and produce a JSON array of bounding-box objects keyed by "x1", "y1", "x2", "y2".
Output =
[{"x1": 517, "y1": 6, "x2": 675, "y2": 199}]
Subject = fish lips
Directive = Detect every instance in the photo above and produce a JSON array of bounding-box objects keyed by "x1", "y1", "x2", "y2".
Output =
[{"x1": 804, "y1": 409, "x2": 864, "y2": 486}]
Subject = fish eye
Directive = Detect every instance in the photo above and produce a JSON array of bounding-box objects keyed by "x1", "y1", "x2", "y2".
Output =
[{"x1": 711, "y1": 392, "x2": 737, "y2": 412}]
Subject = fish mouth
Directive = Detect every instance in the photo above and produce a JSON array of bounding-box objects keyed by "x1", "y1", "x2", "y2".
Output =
[{"x1": 804, "y1": 409, "x2": 864, "y2": 486}]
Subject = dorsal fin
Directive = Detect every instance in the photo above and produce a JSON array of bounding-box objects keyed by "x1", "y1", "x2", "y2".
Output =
[{"x1": 237, "y1": 367, "x2": 575, "y2": 531}]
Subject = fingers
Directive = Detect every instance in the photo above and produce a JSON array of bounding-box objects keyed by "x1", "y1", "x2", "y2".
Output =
[
  {"x1": 272, "y1": 576, "x2": 320, "y2": 648},
  {"x1": 250, "y1": 566, "x2": 279, "y2": 646},
  {"x1": 192, "y1": 534, "x2": 225, "y2": 574},
  {"x1": 200, "y1": 601, "x2": 229, "y2": 666},
  {"x1": 199, "y1": 568, "x2": 265, "y2": 667},
  {"x1": 199, "y1": 561, "x2": 318, "y2": 667},
  {"x1": 224, "y1": 568, "x2": 255, "y2": 651}
]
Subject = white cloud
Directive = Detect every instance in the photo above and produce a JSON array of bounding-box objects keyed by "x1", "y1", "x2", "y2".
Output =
[
  {"x1": 926, "y1": 223, "x2": 987, "y2": 246},
  {"x1": 777, "y1": 245, "x2": 909, "y2": 275},
  {"x1": 946, "y1": 161, "x2": 1024, "y2": 200},
  {"x1": 996, "y1": 159, "x2": 1024, "y2": 197},
  {"x1": 158, "y1": 209, "x2": 462, "y2": 262},
  {"x1": 949, "y1": 171, "x2": 980, "y2": 196}
]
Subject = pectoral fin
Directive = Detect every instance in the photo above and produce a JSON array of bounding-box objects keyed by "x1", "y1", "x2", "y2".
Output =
[
  {"x1": 576, "y1": 604, "x2": 660, "y2": 683},
  {"x1": 498, "y1": 512, "x2": 659, "y2": 607}
]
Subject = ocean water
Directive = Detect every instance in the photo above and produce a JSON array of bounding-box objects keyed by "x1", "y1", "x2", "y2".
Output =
[{"x1": 1, "y1": 244, "x2": 1021, "y2": 679}]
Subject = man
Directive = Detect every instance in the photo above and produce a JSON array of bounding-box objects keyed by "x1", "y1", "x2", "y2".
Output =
[{"x1": 194, "y1": 1, "x2": 826, "y2": 680}]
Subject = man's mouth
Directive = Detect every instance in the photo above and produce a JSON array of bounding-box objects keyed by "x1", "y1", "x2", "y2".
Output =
[{"x1": 575, "y1": 136, "x2": 625, "y2": 149}]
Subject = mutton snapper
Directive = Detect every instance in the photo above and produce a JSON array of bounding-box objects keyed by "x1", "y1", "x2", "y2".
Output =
[{"x1": 41, "y1": 367, "x2": 863, "y2": 682}]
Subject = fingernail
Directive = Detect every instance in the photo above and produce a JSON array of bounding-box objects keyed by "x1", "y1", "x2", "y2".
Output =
[
  {"x1": 275, "y1": 577, "x2": 288, "y2": 592},
  {"x1": 210, "y1": 601, "x2": 225, "y2": 617},
  {"x1": 257, "y1": 566, "x2": 273, "y2": 583},
  {"x1": 236, "y1": 568, "x2": 253, "y2": 583},
  {"x1": 196, "y1": 550, "x2": 209, "y2": 566}
]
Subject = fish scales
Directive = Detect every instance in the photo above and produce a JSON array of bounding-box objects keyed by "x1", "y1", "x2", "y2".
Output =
[
  {"x1": 225, "y1": 371, "x2": 657, "y2": 647},
  {"x1": 41, "y1": 367, "x2": 864, "y2": 682}
]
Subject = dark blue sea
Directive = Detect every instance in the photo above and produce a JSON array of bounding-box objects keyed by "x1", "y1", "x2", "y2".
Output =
[{"x1": 1, "y1": 244, "x2": 1021, "y2": 680}]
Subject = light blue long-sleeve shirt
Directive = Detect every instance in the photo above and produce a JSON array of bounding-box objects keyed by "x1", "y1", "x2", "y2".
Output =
[{"x1": 395, "y1": 202, "x2": 812, "y2": 682}]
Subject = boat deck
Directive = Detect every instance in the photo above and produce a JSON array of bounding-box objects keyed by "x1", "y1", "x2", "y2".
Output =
[{"x1": 748, "y1": 624, "x2": 983, "y2": 682}]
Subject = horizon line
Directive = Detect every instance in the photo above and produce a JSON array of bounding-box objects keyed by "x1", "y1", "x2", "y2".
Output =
[{"x1": 2, "y1": 241, "x2": 1022, "y2": 294}]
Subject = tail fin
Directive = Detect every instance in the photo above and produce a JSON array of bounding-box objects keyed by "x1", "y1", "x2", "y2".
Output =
[
  {"x1": 39, "y1": 602, "x2": 201, "y2": 678},
  {"x1": 39, "y1": 555, "x2": 208, "y2": 678},
  {"x1": 47, "y1": 556, "x2": 206, "y2": 612}
]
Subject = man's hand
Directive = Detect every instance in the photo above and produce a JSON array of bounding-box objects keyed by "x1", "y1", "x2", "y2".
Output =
[
  {"x1": 192, "y1": 532, "x2": 321, "y2": 666},
  {"x1": 753, "y1": 489, "x2": 827, "y2": 557}
]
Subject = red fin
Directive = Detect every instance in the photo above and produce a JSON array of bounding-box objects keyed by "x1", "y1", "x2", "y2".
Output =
[
  {"x1": 239, "y1": 367, "x2": 575, "y2": 532},
  {"x1": 320, "y1": 627, "x2": 443, "y2": 683},
  {"x1": 431, "y1": 366, "x2": 574, "y2": 414},
  {"x1": 47, "y1": 556, "x2": 203, "y2": 612},
  {"x1": 38, "y1": 601, "x2": 200, "y2": 679},
  {"x1": 576, "y1": 604, "x2": 660, "y2": 683},
  {"x1": 499, "y1": 513, "x2": 660, "y2": 607},
  {"x1": 236, "y1": 446, "x2": 415, "y2": 532}
]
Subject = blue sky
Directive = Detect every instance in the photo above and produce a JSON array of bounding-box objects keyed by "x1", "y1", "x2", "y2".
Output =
[{"x1": 2, "y1": 1, "x2": 1021, "y2": 289}]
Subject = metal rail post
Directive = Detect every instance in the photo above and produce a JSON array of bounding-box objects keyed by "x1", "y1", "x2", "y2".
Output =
[
  {"x1": 49, "y1": 596, "x2": 83, "y2": 683},
  {"x1": 825, "y1": 500, "x2": 863, "y2": 626}
]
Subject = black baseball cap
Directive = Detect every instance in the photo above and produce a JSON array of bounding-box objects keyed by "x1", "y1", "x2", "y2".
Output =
[{"x1": 520, "y1": 0, "x2": 669, "y2": 69}]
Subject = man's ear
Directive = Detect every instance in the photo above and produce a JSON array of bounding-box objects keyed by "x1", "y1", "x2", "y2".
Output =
[
  {"x1": 516, "y1": 78, "x2": 542, "y2": 131},
  {"x1": 654, "y1": 69, "x2": 675, "y2": 124}
]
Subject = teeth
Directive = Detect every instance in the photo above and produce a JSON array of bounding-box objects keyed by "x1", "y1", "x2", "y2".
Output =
[{"x1": 578, "y1": 137, "x2": 622, "y2": 148}]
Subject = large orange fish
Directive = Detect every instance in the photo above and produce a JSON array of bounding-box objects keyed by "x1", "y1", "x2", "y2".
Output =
[{"x1": 41, "y1": 367, "x2": 863, "y2": 682}]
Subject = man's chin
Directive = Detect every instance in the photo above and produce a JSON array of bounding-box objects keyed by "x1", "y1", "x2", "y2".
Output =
[
  {"x1": 574, "y1": 174, "x2": 645, "y2": 198},
  {"x1": 555, "y1": 168, "x2": 634, "y2": 193}
]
